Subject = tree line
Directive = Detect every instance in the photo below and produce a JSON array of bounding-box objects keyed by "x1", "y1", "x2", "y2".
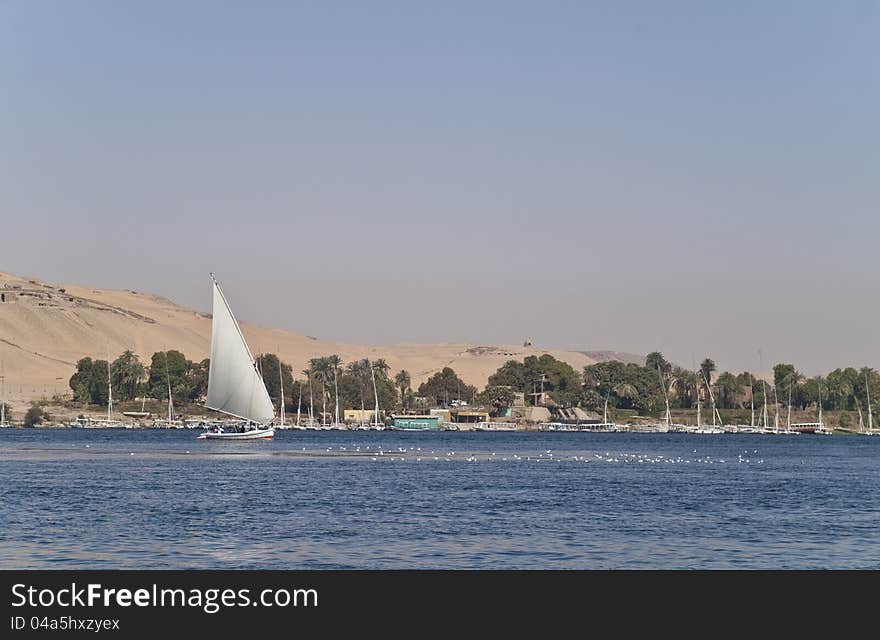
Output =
[{"x1": 66, "y1": 349, "x2": 880, "y2": 419}]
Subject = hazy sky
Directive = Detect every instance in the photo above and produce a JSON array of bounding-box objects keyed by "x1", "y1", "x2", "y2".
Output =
[{"x1": 2, "y1": 1, "x2": 877, "y2": 375}]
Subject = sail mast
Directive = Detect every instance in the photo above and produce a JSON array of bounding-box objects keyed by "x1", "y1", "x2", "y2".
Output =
[
  {"x1": 164, "y1": 352, "x2": 173, "y2": 422},
  {"x1": 0, "y1": 367, "x2": 5, "y2": 427},
  {"x1": 787, "y1": 383, "x2": 792, "y2": 431},
  {"x1": 370, "y1": 360, "x2": 380, "y2": 427},
  {"x1": 867, "y1": 372, "x2": 874, "y2": 432},
  {"x1": 658, "y1": 365, "x2": 671, "y2": 428},
  {"x1": 279, "y1": 364, "x2": 285, "y2": 426},
  {"x1": 750, "y1": 375, "x2": 755, "y2": 428},
  {"x1": 296, "y1": 377, "x2": 302, "y2": 427},
  {"x1": 107, "y1": 358, "x2": 113, "y2": 422},
  {"x1": 761, "y1": 380, "x2": 768, "y2": 430},
  {"x1": 773, "y1": 385, "x2": 779, "y2": 431},
  {"x1": 308, "y1": 371, "x2": 314, "y2": 426},
  {"x1": 701, "y1": 368, "x2": 723, "y2": 428}
]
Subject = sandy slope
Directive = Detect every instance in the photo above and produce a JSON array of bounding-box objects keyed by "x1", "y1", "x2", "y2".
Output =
[{"x1": 0, "y1": 271, "x2": 638, "y2": 410}]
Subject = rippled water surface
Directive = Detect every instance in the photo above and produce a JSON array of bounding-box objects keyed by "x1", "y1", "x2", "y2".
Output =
[{"x1": 1, "y1": 429, "x2": 878, "y2": 568}]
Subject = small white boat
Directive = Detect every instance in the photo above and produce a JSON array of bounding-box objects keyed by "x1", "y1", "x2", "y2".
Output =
[
  {"x1": 197, "y1": 425, "x2": 275, "y2": 440},
  {"x1": 473, "y1": 421, "x2": 518, "y2": 431},
  {"x1": 199, "y1": 274, "x2": 277, "y2": 441}
]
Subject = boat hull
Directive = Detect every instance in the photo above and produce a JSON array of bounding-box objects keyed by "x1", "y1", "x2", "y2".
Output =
[{"x1": 197, "y1": 427, "x2": 275, "y2": 440}]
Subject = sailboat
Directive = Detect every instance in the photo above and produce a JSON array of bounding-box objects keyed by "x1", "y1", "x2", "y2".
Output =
[
  {"x1": 694, "y1": 370, "x2": 725, "y2": 434},
  {"x1": 865, "y1": 372, "x2": 878, "y2": 436},
  {"x1": 368, "y1": 360, "x2": 385, "y2": 430},
  {"x1": 791, "y1": 379, "x2": 831, "y2": 434},
  {"x1": 198, "y1": 274, "x2": 276, "y2": 440},
  {"x1": 0, "y1": 366, "x2": 9, "y2": 427}
]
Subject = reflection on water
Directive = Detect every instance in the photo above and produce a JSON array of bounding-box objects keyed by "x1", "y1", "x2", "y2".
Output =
[{"x1": 1, "y1": 429, "x2": 879, "y2": 569}]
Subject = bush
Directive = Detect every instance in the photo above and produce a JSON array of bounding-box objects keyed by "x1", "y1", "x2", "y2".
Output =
[{"x1": 23, "y1": 404, "x2": 45, "y2": 427}]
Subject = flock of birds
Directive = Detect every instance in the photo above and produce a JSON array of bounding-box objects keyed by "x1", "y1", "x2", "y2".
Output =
[{"x1": 288, "y1": 443, "x2": 766, "y2": 466}]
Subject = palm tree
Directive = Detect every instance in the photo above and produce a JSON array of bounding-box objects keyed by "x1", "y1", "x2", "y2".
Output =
[
  {"x1": 715, "y1": 371, "x2": 741, "y2": 409},
  {"x1": 309, "y1": 357, "x2": 332, "y2": 425},
  {"x1": 700, "y1": 358, "x2": 716, "y2": 387},
  {"x1": 645, "y1": 352, "x2": 670, "y2": 376},
  {"x1": 394, "y1": 370, "x2": 411, "y2": 411},
  {"x1": 347, "y1": 359, "x2": 372, "y2": 424},
  {"x1": 613, "y1": 382, "x2": 638, "y2": 409},
  {"x1": 110, "y1": 350, "x2": 145, "y2": 401},
  {"x1": 373, "y1": 358, "x2": 390, "y2": 379},
  {"x1": 327, "y1": 354, "x2": 342, "y2": 425},
  {"x1": 670, "y1": 367, "x2": 698, "y2": 408}
]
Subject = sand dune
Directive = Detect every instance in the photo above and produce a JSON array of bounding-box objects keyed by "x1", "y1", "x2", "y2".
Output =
[{"x1": 0, "y1": 271, "x2": 640, "y2": 410}]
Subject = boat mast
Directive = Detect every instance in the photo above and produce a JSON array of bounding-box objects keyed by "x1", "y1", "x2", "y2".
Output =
[
  {"x1": 603, "y1": 392, "x2": 608, "y2": 424},
  {"x1": 750, "y1": 375, "x2": 755, "y2": 429},
  {"x1": 164, "y1": 353, "x2": 173, "y2": 422},
  {"x1": 308, "y1": 371, "x2": 314, "y2": 426},
  {"x1": 333, "y1": 364, "x2": 339, "y2": 426},
  {"x1": 697, "y1": 387, "x2": 701, "y2": 428},
  {"x1": 701, "y1": 368, "x2": 723, "y2": 429},
  {"x1": 867, "y1": 372, "x2": 874, "y2": 432},
  {"x1": 0, "y1": 369, "x2": 5, "y2": 427},
  {"x1": 658, "y1": 365, "x2": 671, "y2": 428},
  {"x1": 761, "y1": 379, "x2": 768, "y2": 430},
  {"x1": 370, "y1": 360, "x2": 380, "y2": 427},
  {"x1": 787, "y1": 383, "x2": 792, "y2": 431},
  {"x1": 773, "y1": 385, "x2": 779, "y2": 431},
  {"x1": 107, "y1": 359, "x2": 113, "y2": 422},
  {"x1": 817, "y1": 380, "x2": 823, "y2": 427},
  {"x1": 278, "y1": 355, "x2": 285, "y2": 426},
  {"x1": 296, "y1": 379, "x2": 302, "y2": 427}
]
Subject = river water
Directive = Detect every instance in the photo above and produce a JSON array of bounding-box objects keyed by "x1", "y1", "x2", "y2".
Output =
[{"x1": 1, "y1": 428, "x2": 878, "y2": 569}]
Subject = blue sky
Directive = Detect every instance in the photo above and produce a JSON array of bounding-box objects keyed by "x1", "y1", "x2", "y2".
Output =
[{"x1": 2, "y1": 1, "x2": 877, "y2": 374}]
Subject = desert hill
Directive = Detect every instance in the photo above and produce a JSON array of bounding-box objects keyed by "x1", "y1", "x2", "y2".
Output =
[{"x1": 0, "y1": 271, "x2": 642, "y2": 410}]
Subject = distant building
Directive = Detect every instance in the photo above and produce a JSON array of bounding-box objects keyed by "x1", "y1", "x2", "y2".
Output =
[
  {"x1": 430, "y1": 408, "x2": 451, "y2": 422},
  {"x1": 452, "y1": 410, "x2": 490, "y2": 424},
  {"x1": 512, "y1": 392, "x2": 525, "y2": 407},
  {"x1": 344, "y1": 409, "x2": 377, "y2": 424}
]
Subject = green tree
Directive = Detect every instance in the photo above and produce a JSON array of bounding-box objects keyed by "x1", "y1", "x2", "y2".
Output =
[
  {"x1": 189, "y1": 358, "x2": 210, "y2": 401},
  {"x1": 715, "y1": 371, "x2": 742, "y2": 409},
  {"x1": 645, "y1": 352, "x2": 671, "y2": 376},
  {"x1": 256, "y1": 354, "x2": 294, "y2": 411},
  {"x1": 340, "y1": 359, "x2": 372, "y2": 415},
  {"x1": 23, "y1": 403, "x2": 46, "y2": 427},
  {"x1": 700, "y1": 358, "x2": 716, "y2": 387},
  {"x1": 487, "y1": 360, "x2": 527, "y2": 391},
  {"x1": 773, "y1": 364, "x2": 796, "y2": 393},
  {"x1": 478, "y1": 386, "x2": 515, "y2": 415},
  {"x1": 146, "y1": 350, "x2": 207, "y2": 406},
  {"x1": 670, "y1": 367, "x2": 698, "y2": 409},
  {"x1": 418, "y1": 367, "x2": 476, "y2": 407},
  {"x1": 394, "y1": 370, "x2": 411, "y2": 410},
  {"x1": 110, "y1": 350, "x2": 145, "y2": 401},
  {"x1": 522, "y1": 354, "x2": 582, "y2": 407},
  {"x1": 68, "y1": 357, "x2": 110, "y2": 405}
]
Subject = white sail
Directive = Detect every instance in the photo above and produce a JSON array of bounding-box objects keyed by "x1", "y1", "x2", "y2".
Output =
[{"x1": 205, "y1": 276, "x2": 275, "y2": 424}]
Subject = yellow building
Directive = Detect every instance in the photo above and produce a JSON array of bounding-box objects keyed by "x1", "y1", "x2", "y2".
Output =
[{"x1": 344, "y1": 409, "x2": 377, "y2": 424}]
